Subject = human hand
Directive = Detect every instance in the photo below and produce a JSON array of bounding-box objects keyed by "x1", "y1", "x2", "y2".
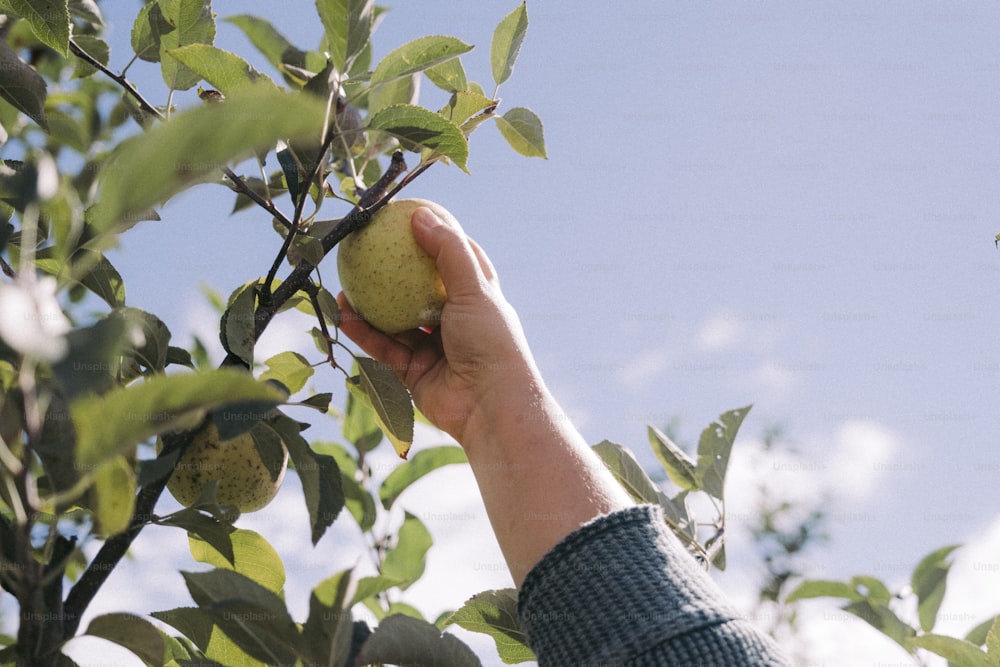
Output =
[{"x1": 336, "y1": 206, "x2": 540, "y2": 447}]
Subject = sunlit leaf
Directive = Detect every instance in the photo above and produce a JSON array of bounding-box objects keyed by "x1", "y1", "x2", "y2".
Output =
[
  {"x1": 348, "y1": 357, "x2": 414, "y2": 458},
  {"x1": 90, "y1": 455, "x2": 136, "y2": 536},
  {"x1": 156, "y1": 507, "x2": 236, "y2": 564},
  {"x1": 380, "y1": 512, "x2": 431, "y2": 590},
  {"x1": 158, "y1": 0, "x2": 217, "y2": 91},
  {"x1": 367, "y1": 104, "x2": 468, "y2": 172},
  {"x1": 907, "y1": 635, "x2": 992, "y2": 667},
  {"x1": 426, "y1": 57, "x2": 468, "y2": 93},
  {"x1": 166, "y1": 44, "x2": 279, "y2": 95},
  {"x1": 490, "y1": 2, "x2": 527, "y2": 86},
  {"x1": 592, "y1": 439, "x2": 663, "y2": 504},
  {"x1": 225, "y1": 15, "x2": 306, "y2": 74},
  {"x1": 695, "y1": 404, "x2": 752, "y2": 499},
  {"x1": 372, "y1": 35, "x2": 473, "y2": 86},
  {"x1": 444, "y1": 589, "x2": 534, "y2": 664},
  {"x1": 316, "y1": 0, "x2": 375, "y2": 74},
  {"x1": 189, "y1": 528, "x2": 286, "y2": 594},
  {"x1": 494, "y1": 107, "x2": 546, "y2": 158},
  {"x1": 379, "y1": 446, "x2": 468, "y2": 509},
  {"x1": 785, "y1": 579, "x2": 862, "y2": 603},
  {"x1": 95, "y1": 88, "x2": 327, "y2": 233},
  {"x1": 259, "y1": 351, "x2": 314, "y2": 395},
  {"x1": 131, "y1": 1, "x2": 173, "y2": 62},
  {"x1": 71, "y1": 368, "x2": 286, "y2": 467},
  {"x1": 0, "y1": 0, "x2": 70, "y2": 55},
  {"x1": 647, "y1": 426, "x2": 698, "y2": 492},
  {"x1": 182, "y1": 569, "x2": 300, "y2": 664}
]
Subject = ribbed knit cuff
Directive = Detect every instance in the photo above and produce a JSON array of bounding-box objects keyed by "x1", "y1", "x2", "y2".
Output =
[{"x1": 517, "y1": 504, "x2": 783, "y2": 666}]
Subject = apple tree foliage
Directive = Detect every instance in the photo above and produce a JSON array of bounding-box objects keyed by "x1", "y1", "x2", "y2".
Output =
[
  {"x1": 0, "y1": 2, "x2": 993, "y2": 666},
  {"x1": 0, "y1": 1, "x2": 548, "y2": 664}
]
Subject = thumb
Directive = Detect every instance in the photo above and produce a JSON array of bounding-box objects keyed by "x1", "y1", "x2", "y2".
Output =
[{"x1": 411, "y1": 206, "x2": 488, "y2": 299}]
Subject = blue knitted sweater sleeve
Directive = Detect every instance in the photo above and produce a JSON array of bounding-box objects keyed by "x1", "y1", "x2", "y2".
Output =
[{"x1": 517, "y1": 505, "x2": 791, "y2": 666}]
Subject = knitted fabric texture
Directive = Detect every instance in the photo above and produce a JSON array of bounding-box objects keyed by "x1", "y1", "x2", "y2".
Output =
[{"x1": 517, "y1": 505, "x2": 790, "y2": 666}]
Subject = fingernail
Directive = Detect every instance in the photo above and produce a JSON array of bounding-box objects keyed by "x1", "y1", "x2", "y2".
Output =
[{"x1": 413, "y1": 207, "x2": 443, "y2": 230}]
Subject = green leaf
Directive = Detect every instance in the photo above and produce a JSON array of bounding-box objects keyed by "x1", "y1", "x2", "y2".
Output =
[
  {"x1": 90, "y1": 455, "x2": 136, "y2": 536},
  {"x1": 301, "y1": 568, "x2": 355, "y2": 667},
  {"x1": 986, "y1": 616, "x2": 1000, "y2": 658},
  {"x1": 259, "y1": 351, "x2": 314, "y2": 395},
  {"x1": 342, "y1": 372, "x2": 383, "y2": 453},
  {"x1": 490, "y1": 2, "x2": 528, "y2": 86},
  {"x1": 352, "y1": 575, "x2": 404, "y2": 606},
  {"x1": 221, "y1": 280, "x2": 258, "y2": 369},
  {"x1": 966, "y1": 615, "x2": 1000, "y2": 649},
  {"x1": 131, "y1": 2, "x2": 173, "y2": 63},
  {"x1": 71, "y1": 35, "x2": 109, "y2": 79},
  {"x1": 156, "y1": 507, "x2": 236, "y2": 565},
  {"x1": 911, "y1": 544, "x2": 960, "y2": 632},
  {"x1": 340, "y1": 471, "x2": 377, "y2": 532},
  {"x1": 367, "y1": 104, "x2": 469, "y2": 171},
  {"x1": 494, "y1": 107, "x2": 546, "y2": 158},
  {"x1": 439, "y1": 91, "x2": 496, "y2": 127},
  {"x1": 269, "y1": 415, "x2": 344, "y2": 545},
  {"x1": 181, "y1": 569, "x2": 301, "y2": 665},
  {"x1": 647, "y1": 426, "x2": 699, "y2": 492},
  {"x1": 381, "y1": 512, "x2": 432, "y2": 590},
  {"x1": 445, "y1": 589, "x2": 534, "y2": 664},
  {"x1": 0, "y1": 0, "x2": 70, "y2": 56},
  {"x1": 224, "y1": 15, "x2": 306, "y2": 73},
  {"x1": 372, "y1": 35, "x2": 473, "y2": 86},
  {"x1": 851, "y1": 575, "x2": 893, "y2": 604},
  {"x1": 77, "y1": 251, "x2": 125, "y2": 308},
  {"x1": 158, "y1": 0, "x2": 217, "y2": 91},
  {"x1": 908, "y1": 635, "x2": 992, "y2": 667},
  {"x1": 379, "y1": 445, "x2": 468, "y2": 509},
  {"x1": 426, "y1": 57, "x2": 469, "y2": 93},
  {"x1": 85, "y1": 613, "x2": 167, "y2": 666},
  {"x1": 0, "y1": 40, "x2": 48, "y2": 130},
  {"x1": 189, "y1": 529, "x2": 286, "y2": 594},
  {"x1": 95, "y1": 88, "x2": 327, "y2": 233},
  {"x1": 348, "y1": 356, "x2": 414, "y2": 459},
  {"x1": 166, "y1": 44, "x2": 279, "y2": 95},
  {"x1": 696, "y1": 404, "x2": 752, "y2": 499},
  {"x1": 844, "y1": 599, "x2": 916, "y2": 647},
  {"x1": 359, "y1": 614, "x2": 480, "y2": 667},
  {"x1": 592, "y1": 440, "x2": 664, "y2": 504},
  {"x1": 316, "y1": 0, "x2": 374, "y2": 74},
  {"x1": 71, "y1": 368, "x2": 286, "y2": 467},
  {"x1": 785, "y1": 579, "x2": 862, "y2": 603}
]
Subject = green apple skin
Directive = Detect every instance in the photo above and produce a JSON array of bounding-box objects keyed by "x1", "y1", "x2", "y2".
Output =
[
  {"x1": 166, "y1": 421, "x2": 288, "y2": 513},
  {"x1": 337, "y1": 198, "x2": 452, "y2": 334}
]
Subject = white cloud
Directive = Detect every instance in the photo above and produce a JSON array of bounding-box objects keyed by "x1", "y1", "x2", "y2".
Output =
[
  {"x1": 697, "y1": 313, "x2": 746, "y2": 352},
  {"x1": 615, "y1": 344, "x2": 674, "y2": 390},
  {"x1": 826, "y1": 420, "x2": 899, "y2": 502}
]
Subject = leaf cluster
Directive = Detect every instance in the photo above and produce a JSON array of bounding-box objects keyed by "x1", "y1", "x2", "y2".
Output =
[
  {"x1": 787, "y1": 546, "x2": 1000, "y2": 666},
  {"x1": 0, "y1": 1, "x2": 544, "y2": 665}
]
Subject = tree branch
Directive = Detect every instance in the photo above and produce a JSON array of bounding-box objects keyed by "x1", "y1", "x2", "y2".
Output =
[{"x1": 69, "y1": 38, "x2": 295, "y2": 230}]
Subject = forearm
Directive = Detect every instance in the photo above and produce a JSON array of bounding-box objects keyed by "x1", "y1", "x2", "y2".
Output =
[{"x1": 460, "y1": 375, "x2": 634, "y2": 586}]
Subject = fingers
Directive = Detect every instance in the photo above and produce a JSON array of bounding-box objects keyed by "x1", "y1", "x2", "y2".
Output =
[
  {"x1": 336, "y1": 293, "x2": 415, "y2": 368},
  {"x1": 411, "y1": 206, "x2": 493, "y2": 298}
]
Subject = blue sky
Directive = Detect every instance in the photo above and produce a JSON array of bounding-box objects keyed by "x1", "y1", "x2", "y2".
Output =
[{"x1": 39, "y1": 1, "x2": 1000, "y2": 664}]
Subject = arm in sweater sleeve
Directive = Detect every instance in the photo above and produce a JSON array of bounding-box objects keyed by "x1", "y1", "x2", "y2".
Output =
[
  {"x1": 518, "y1": 505, "x2": 791, "y2": 666},
  {"x1": 337, "y1": 210, "x2": 789, "y2": 665}
]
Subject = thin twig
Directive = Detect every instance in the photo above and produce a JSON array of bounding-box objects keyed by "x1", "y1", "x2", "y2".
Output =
[{"x1": 69, "y1": 38, "x2": 295, "y2": 230}]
